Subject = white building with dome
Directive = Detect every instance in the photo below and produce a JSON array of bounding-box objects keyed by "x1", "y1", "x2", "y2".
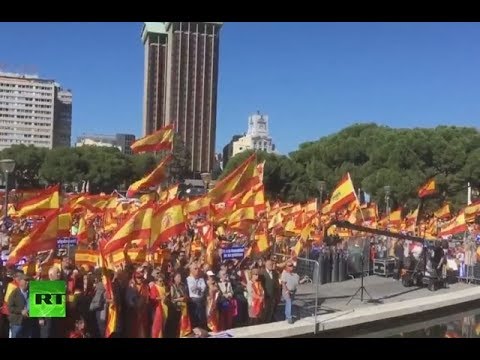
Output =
[{"x1": 232, "y1": 112, "x2": 276, "y2": 157}]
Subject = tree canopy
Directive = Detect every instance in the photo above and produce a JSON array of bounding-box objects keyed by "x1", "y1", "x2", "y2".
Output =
[
  {"x1": 222, "y1": 123, "x2": 480, "y2": 214},
  {"x1": 0, "y1": 140, "x2": 191, "y2": 194}
]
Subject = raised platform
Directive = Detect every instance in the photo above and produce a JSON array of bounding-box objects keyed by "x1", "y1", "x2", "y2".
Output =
[{"x1": 230, "y1": 275, "x2": 479, "y2": 338}]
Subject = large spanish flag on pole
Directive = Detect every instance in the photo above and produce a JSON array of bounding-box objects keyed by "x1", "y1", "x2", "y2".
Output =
[
  {"x1": 150, "y1": 199, "x2": 186, "y2": 250},
  {"x1": 130, "y1": 124, "x2": 174, "y2": 154},
  {"x1": 418, "y1": 179, "x2": 436, "y2": 198},
  {"x1": 329, "y1": 173, "x2": 357, "y2": 213},
  {"x1": 438, "y1": 212, "x2": 467, "y2": 237},
  {"x1": 127, "y1": 154, "x2": 173, "y2": 198},
  {"x1": 103, "y1": 203, "x2": 154, "y2": 255},
  {"x1": 7, "y1": 210, "x2": 60, "y2": 265},
  {"x1": 208, "y1": 152, "x2": 258, "y2": 204},
  {"x1": 14, "y1": 185, "x2": 60, "y2": 217}
]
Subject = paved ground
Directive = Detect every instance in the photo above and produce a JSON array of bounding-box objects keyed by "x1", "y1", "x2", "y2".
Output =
[{"x1": 277, "y1": 275, "x2": 476, "y2": 321}]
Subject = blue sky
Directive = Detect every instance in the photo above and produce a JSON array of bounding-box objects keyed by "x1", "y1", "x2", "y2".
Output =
[{"x1": 1, "y1": 22, "x2": 479, "y2": 154}]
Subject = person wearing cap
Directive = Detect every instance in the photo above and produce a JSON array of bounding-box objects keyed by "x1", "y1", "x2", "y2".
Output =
[
  {"x1": 280, "y1": 261, "x2": 300, "y2": 324},
  {"x1": 8, "y1": 273, "x2": 38, "y2": 338}
]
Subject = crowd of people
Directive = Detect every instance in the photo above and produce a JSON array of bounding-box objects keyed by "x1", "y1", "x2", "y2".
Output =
[{"x1": 0, "y1": 219, "x2": 305, "y2": 338}]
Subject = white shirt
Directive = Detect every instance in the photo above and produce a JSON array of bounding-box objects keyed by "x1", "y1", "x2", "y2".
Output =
[{"x1": 186, "y1": 275, "x2": 206, "y2": 299}]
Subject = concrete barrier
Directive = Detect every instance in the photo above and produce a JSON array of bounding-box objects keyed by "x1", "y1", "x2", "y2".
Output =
[{"x1": 231, "y1": 286, "x2": 480, "y2": 338}]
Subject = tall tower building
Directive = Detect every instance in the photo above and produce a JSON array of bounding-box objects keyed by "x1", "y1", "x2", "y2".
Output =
[{"x1": 141, "y1": 22, "x2": 223, "y2": 175}]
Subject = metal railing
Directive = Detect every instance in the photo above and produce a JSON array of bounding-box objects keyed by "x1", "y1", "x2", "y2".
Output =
[{"x1": 274, "y1": 253, "x2": 321, "y2": 335}]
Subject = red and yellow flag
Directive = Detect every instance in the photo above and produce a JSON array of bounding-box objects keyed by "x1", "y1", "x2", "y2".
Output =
[
  {"x1": 158, "y1": 183, "x2": 179, "y2": 203},
  {"x1": 103, "y1": 203, "x2": 154, "y2": 255},
  {"x1": 438, "y1": 212, "x2": 467, "y2": 237},
  {"x1": 184, "y1": 196, "x2": 211, "y2": 217},
  {"x1": 7, "y1": 210, "x2": 60, "y2": 264},
  {"x1": 130, "y1": 124, "x2": 174, "y2": 154},
  {"x1": 98, "y1": 243, "x2": 118, "y2": 338},
  {"x1": 150, "y1": 199, "x2": 186, "y2": 250},
  {"x1": 208, "y1": 153, "x2": 258, "y2": 203},
  {"x1": 75, "y1": 249, "x2": 99, "y2": 268},
  {"x1": 127, "y1": 154, "x2": 173, "y2": 198},
  {"x1": 14, "y1": 185, "x2": 60, "y2": 217},
  {"x1": 227, "y1": 206, "x2": 256, "y2": 229},
  {"x1": 418, "y1": 179, "x2": 436, "y2": 198},
  {"x1": 464, "y1": 201, "x2": 480, "y2": 223},
  {"x1": 329, "y1": 173, "x2": 357, "y2": 213},
  {"x1": 434, "y1": 203, "x2": 451, "y2": 220}
]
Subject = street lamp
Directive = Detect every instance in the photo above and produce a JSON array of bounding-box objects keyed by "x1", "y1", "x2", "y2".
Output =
[
  {"x1": 201, "y1": 172, "x2": 212, "y2": 193},
  {"x1": 317, "y1": 180, "x2": 326, "y2": 204},
  {"x1": 384, "y1": 185, "x2": 391, "y2": 216},
  {"x1": 0, "y1": 159, "x2": 15, "y2": 219}
]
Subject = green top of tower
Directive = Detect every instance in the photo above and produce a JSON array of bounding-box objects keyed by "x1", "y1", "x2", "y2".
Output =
[{"x1": 141, "y1": 22, "x2": 167, "y2": 43}]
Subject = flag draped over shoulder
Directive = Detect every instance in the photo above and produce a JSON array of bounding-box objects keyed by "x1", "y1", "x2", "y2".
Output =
[
  {"x1": 14, "y1": 185, "x2": 60, "y2": 217},
  {"x1": 8, "y1": 210, "x2": 60, "y2": 264},
  {"x1": 127, "y1": 154, "x2": 173, "y2": 198},
  {"x1": 418, "y1": 179, "x2": 436, "y2": 198},
  {"x1": 130, "y1": 124, "x2": 174, "y2": 154}
]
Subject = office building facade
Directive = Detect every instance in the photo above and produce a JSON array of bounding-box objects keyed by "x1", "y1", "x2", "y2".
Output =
[
  {"x1": 142, "y1": 22, "x2": 223, "y2": 175},
  {"x1": 0, "y1": 72, "x2": 72, "y2": 150}
]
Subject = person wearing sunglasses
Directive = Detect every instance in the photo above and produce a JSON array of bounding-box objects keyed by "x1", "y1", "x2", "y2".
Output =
[{"x1": 280, "y1": 261, "x2": 300, "y2": 324}]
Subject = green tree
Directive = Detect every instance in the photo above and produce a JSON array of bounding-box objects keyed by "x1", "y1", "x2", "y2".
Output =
[{"x1": 0, "y1": 145, "x2": 47, "y2": 188}]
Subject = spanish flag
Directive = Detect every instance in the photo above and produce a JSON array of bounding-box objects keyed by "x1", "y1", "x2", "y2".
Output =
[
  {"x1": 464, "y1": 201, "x2": 480, "y2": 223},
  {"x1": 130, "y1": 124, "x2": 174, "y2": 154},
  {"x1": 184, "y1": 196, "x2": 211, "y2": 217},
  {"x1": 158, "y1": 183, "x2": 179, "y2": 203},
  {"x1": 71, "y1": 195, "x2": 114, "y2": 213},
  {"x1": 438, "y1": 212, "x2": 467, "y2": 237},
  {"x1": 418, "y1": 179, "x2": 436, "y2": 198},
  {"x1": 227, "y1": 206, "x2": 256, "y2": 230},
  {"x1": 57, "y1": 210, "x2": 72, "y2": 238},
  {"x1": 75, "y1": 249, "x2": 99, "y2": 268},
  {"x1": 329, "y1": 173, "x2": 357, "y2": 213},
  {"x1": 7, "y1": 210, "x2": 60, "y2": 265},
  {"x1": 388, "y1": 209, "x2": 402, "y2": 226},
  {"x1": 252, "y1": 230, "x2": 269, "y2": 254},
  {"x1": 98, "y1": 243, "x2": 118, "y2": 338},
  {"x1": 127, "y1": 154, "x2": 173, "y2": 198},
  {"x1": 150, "y1": 199, "x2": 186, "y2": 250},
  {"x1": 255, "y1": 161, "x2": 265, "y2": 184},
  {"x1": 77, "y1": 216, "x2": 89, "y2": 245},
  {"x1": 14, "y1": 185, "x2": 60, "y2": 217},
  {"x1": 208, "y1": 152, "x2": 258, "y2": 203},
  {"x1": 434, "y1": 203, "x2": 451, "y2": 220},
  {"x1": 268, "y1": 211, "x2": 283, "y2": 229},
  {"x1": 103, "y1": 203, "x2": 154, "y2": 255}
]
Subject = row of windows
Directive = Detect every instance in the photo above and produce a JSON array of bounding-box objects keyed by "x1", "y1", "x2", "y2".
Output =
[
  {"x1": 0, "y1": 132, "x2": 50, "y2": 138},
  {"x1": 0, "y1": 138, "x2": 51, "y2": 145},
  {"x1": 0, "y1": 83, "x2": 52, "y2": 90}
]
